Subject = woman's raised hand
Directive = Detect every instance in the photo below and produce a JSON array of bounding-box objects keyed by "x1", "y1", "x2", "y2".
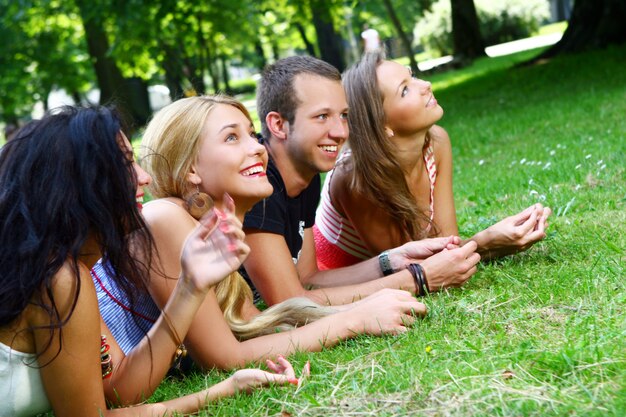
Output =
[{"x1": 180, "y1": 193, "x2": 250, "y2": 293}]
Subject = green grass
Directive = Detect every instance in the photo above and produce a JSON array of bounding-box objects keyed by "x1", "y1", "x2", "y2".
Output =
[
  {"x1": 151, "y1": 44, "x2": 625, "y2": 416},
  {"x1": 535, "y1": 21, "x2": 568, "y2": 36}
]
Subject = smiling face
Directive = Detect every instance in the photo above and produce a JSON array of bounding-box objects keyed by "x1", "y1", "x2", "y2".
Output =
[
  {"x1": 189, "y1": 104, "x2": 273, "y2": 210},
  {"x1": 376, "y1": 60, "x2": 443, "y2": 136},
  {"x1": 284, "y1": 74, "x2": 349, "y2": 177}
]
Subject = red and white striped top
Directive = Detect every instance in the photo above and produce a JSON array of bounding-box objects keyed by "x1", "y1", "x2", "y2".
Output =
[{"x1": 314, "y1": 147, "x2": 437, "y2": 270}]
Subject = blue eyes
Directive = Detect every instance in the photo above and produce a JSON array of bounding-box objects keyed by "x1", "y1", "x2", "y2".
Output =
[
  {"x1": 317, "y1": 114, "x2": 348, "y2": 120},
  {"x1": 225, "y1": 132, "x2": 258, "y2": 143}
]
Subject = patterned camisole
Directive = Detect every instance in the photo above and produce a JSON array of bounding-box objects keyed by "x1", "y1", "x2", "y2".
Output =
[{"x1": 314, "y1": 146, "x2": 437, "y2": 270}]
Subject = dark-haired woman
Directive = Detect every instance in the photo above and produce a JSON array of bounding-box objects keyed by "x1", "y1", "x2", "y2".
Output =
[
  {"x1": 0, "y1": 106, "x2": 300, "y2": 417},
  {"x1": 314, "y1": 51, "x2": 551, "y2": 270}
]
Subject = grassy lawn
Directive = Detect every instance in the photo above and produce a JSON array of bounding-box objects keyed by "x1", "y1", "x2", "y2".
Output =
[{"x1": 149, "y1": 43, "x2": 625, "y2": 416}]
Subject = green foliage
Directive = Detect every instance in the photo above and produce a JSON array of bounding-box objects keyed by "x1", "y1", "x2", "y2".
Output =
[
  {"x1": 413, "y1": 0, "x2": 453, "y2": 56},
  {"x1": 415, "y1": 0, "x2": 550, "y2": 56},
  {"x1": 148, "y1": 44, "x2": 626, "y2": 416},
  {"x1": 478, "y1": 0, "x2": 550, "y2": 45},
  {"x1": 0, "y1": 0, "x2": 93, "y2": 121},
  {"x1": 227, "y1": 78, "x2": 257, "y2": 96}
]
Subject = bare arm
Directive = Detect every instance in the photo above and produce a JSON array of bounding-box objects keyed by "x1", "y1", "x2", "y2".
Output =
[
  {"x1": 144, "y1": 200, "x2": 427, "y2": 368},
  {"x1": 243, "y1": 228, "x2": 419, "y2": 306},
  {"x1": 429, "y1": 126, "x2": 459, "y2": 237},
  {"x1": 31, "y1": 263, "x2": 296, "y2": 417},
  {"x1": 428, "y1": 126, "x2": 551, "y2": 258}
]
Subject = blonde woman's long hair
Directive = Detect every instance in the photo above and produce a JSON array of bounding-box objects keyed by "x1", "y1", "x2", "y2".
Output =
[
  {"x1": 141, "y1": 95, "x2": 335, "y2": 340},
  {"x1": 342, "y1": 51, "x2": 435, "y2": 241}
]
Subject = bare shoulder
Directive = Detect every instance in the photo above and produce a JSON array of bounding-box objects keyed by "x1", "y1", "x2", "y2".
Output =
[
  {"x1": 26, "y1": 261, "x2": 96, "y2": 329},
  {"x1": 328, "y1": 161, "x2": 352, "y2": 200},
  {"x1": 429, "y1": 125, "x2": 452, "y2": 161},
  {"x1": 430, "y1": 125, "x2": 451, "y2": 147},
  {"x1": 142, "y1": 198, "x2": 196, "y2": 232}
]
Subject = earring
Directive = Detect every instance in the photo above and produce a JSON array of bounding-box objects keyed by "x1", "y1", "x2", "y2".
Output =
[
  {"x1": 185, "y1": 185, "x2": 214, "y2": 219},
  {"x1": 385, "y1": 127, "x2": 395, "y2": 138}
]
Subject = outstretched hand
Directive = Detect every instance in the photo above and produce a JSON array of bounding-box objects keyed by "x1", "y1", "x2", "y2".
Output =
[
  {"x1": 347, "y1": 288, "x2": 428, "y2": 335},
  {"x1": 230, "y1": 356, "x2": 310, "y2": 393},
  {"x1": 180, "y1": 193, "x2": 250, "y2": 293},
  {"x1": 478, "y1": 203, "x2": 551, "y2": 259},
  {"x1": 389, "y1": 236, "x2": 461, "y2": 271}
]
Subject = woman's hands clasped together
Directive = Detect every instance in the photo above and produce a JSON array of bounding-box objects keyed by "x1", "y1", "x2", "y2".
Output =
[{"x1": 386, "y1": 237, "x2": 481, "y2": 292}]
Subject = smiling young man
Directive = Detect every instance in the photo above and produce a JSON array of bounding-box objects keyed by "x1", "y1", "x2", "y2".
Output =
[{"x1": 241, "y1": 56, "x2": 480, "y2": 307}]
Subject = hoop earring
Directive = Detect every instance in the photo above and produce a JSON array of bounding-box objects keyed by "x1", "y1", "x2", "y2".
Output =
[{"x1": 185, "y1": 186, "x2": 214, "y2": 219}]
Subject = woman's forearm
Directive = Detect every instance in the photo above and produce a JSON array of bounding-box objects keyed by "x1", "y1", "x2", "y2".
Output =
[{"x1": 104, "y1": 277, "x2": 209, "y2": 405}]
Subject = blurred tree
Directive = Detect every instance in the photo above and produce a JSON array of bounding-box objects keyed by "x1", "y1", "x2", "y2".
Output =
[
  {"x1": 450, "y1": 0, "x2": 485, "y2": 61},
  {"x1": 0, "y1": 0, "x2": 93, "y2": 123},
  {"x1": 381, "y1": 0, "x2": 419, "y2": 74},
  {"x1": 533, "y1": 0, "x2": 626, "y2": 60},
  {"x1": 74, "y1": 0, "x2": 152, "y2": 127},
  {"x1": 308, "y1": 0, "x2": 346, "y2": 71}
]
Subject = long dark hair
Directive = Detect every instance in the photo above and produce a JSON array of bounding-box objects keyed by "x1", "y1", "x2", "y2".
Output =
[{"x1": 0, "y1": 106, "x2": 154, "y2": 359}]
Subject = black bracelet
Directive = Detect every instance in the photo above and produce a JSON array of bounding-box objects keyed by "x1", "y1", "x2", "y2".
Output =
[
  {"x1": 419, "y1": 264, "x2": 429, "y2": 294},
  {"x1": 378, "y1": 250, "x2": 394, "y2": 276},
  {"x1": 408, "y1": 263, "x2": 429, "y2": 297}
]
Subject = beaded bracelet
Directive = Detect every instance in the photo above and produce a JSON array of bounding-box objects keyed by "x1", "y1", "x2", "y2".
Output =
[
  {"x1": 378, "y1": 250, "x2": 394, "y2": 276},
  {"x1": 407, "y1": 263, "x2": 429, "y2": 297},
  {"x1": 101, "y1": 335, "x2": 113, "y2": 379}
]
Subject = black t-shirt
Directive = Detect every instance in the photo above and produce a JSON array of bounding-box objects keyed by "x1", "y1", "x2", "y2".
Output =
[{"x1": 240, "y1": 157, "x2": 321, "y2": 298}]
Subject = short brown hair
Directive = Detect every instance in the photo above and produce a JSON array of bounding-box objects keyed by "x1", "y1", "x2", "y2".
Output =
[{"x1": 256, "y1": 56, "x2": 341, "y2": 140}]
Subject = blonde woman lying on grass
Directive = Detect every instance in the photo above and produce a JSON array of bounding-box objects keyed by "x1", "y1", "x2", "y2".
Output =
[
  {"x1": 0, "y1": 106, "x2": 300, "y2": 417},
  {"x1": 94, "y1": 95, "x2": 427, "y2": 372}
]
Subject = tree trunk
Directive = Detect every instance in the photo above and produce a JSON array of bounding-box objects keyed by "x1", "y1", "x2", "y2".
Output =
[
  {"x1": 184, "y1": 56, "x2": 206, "y2": 95},
  {"x1": 293, "y1": 21, "x2": 318, "y2": 57},
  {"x1": 555, "y1": 0, "x2": 572, "y2": 21},
  {"x1": 221, "y1": 57, "x2": 232, "y2": 95},
  {"x1": 162, "y1": 48, "x2": 185, "y2": 101},
  {"x1": 450, "y1": 0, "x2": 486, "y2": 61},
  {"x1": 71, "y1": 91, "x2": 83, "y2": 105},
  {"x1": 75, "y1": 3, "x2": 125, "y2": 104},
  {"x1": 382, "y1": 0, "x2": 419, "y2": 75},
  {"x1": 254, "y1": 40, "x2": 268, "y2": 71},
  {"x1": 310, "y1": 0, "x2": 345, "y2": 71},
  {"x1": 205, "y1": 37, "x2": 220, "y2": 93},
  {"x1": 534, "y1": 0, "x2": 626, "y2": 60},
  {"x1": 75, "y1": 1, "x2": 151, "y2": 126}
]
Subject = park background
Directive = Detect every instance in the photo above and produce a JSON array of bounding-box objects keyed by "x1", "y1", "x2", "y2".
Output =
[{"x1": 2, "y1": 0, "x2": 624, "y2": 415}]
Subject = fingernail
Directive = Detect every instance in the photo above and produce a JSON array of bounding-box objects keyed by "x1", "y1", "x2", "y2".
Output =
[
  {"x1": 288, "y1": 378, "x2": 299, "y2": 385},
  {"x1": 219, "y1": 222, "x2": 229, "y2": 233},
  {"x1": 227, "y1": 243, "x2": 237, "y2": 252},
  {"x1": 214, "y1": 208, "x2": 227, "y2": 220}
]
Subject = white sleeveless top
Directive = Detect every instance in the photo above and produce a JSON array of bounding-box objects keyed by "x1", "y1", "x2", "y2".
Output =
[{"x1": 0, "y1": 341, "x2": 51, "y2": 417}]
